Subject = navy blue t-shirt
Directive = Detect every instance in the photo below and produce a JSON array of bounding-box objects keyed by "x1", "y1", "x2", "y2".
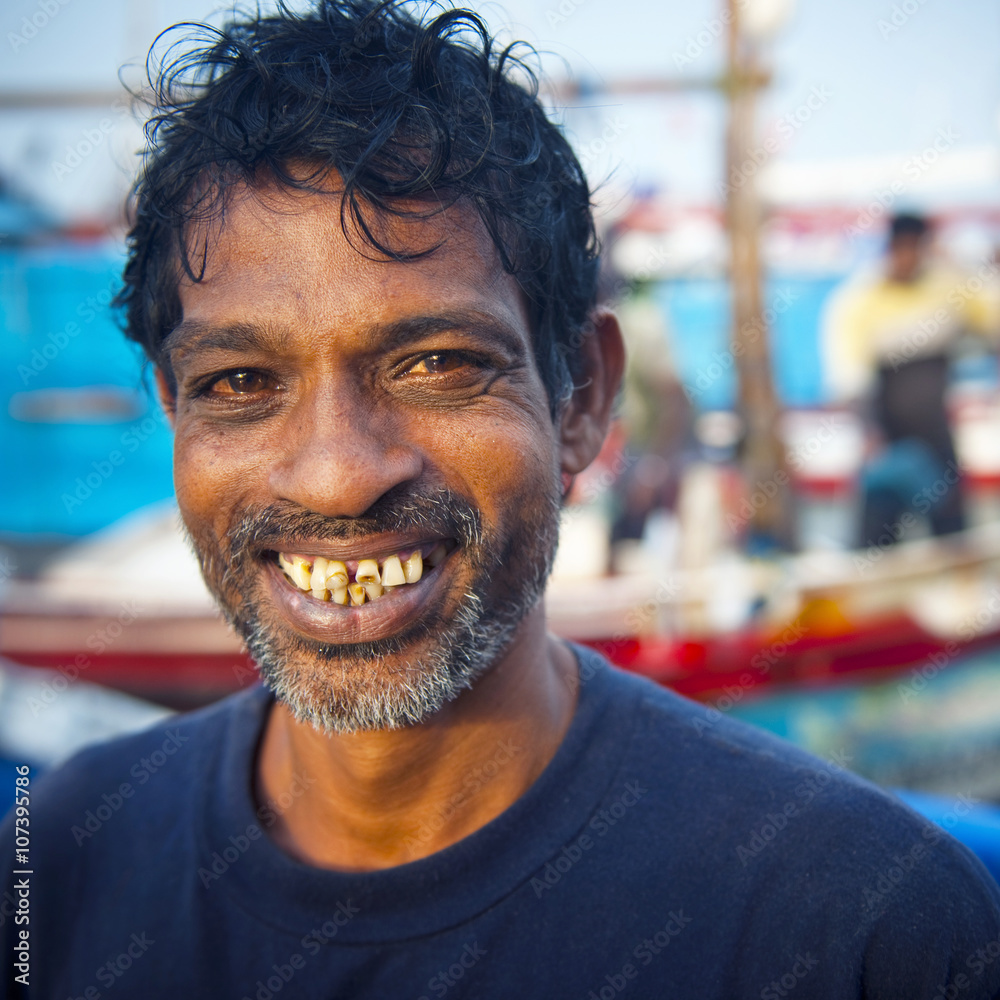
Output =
[{"x1": 3, "y1": 646, "x2": 1000, "y2": 998}]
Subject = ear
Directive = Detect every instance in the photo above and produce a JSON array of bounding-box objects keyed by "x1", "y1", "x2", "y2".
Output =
[
  {"x1": 154, "y1": 366, "x2": 177, "y2": 428},
  {"x1": 558, "y1": 308, "x2": 625, "y2": 479}
]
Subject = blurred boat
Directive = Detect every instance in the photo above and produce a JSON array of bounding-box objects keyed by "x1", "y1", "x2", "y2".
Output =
[
  {"x1": 8, "y1": 385, "x2": 145, "y2": 423},
  {"x1": 4, "y1": 494, "x2": 1000, "y2": 708}
]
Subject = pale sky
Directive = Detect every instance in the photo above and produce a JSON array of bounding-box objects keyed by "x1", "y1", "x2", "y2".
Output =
[{"x1": 1, "y1": 0, "x2": 998, "y2": 223}]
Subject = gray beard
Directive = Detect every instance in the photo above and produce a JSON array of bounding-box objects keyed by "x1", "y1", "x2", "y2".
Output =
[
  {"x1": 187, "y1": 485, "x2": 560, "y2": 735},
  {"x1": 241, "y1": 585, "x2": 523, "y2": 734}
]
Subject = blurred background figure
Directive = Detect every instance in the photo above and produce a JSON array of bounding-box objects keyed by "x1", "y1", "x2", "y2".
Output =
[
  {"x1": 823, "y1": 212, "x2": 1000, "y2": 546},
  {"x1": 607, "y1": 269, "x2": 696, "y2": 575}
]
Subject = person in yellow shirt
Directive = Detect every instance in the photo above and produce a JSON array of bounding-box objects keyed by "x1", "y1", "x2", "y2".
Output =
[{"x1": 823, "y1": 213, "x2": 999, "y2": 545}]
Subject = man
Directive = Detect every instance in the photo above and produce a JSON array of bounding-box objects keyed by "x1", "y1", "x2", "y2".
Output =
[
  {"x1": 824, "y1": 212, "x2": 999, "y2": 545},
  {"x1": 4, "y1": 4, "x2": 1000, "y2": 997}
]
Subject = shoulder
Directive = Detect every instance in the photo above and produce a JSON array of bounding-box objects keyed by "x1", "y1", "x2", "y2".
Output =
[
  {"x1": 578, "y1": 645, "x2": 835, "y2": 770},
  {"x1": 576, "y1": 652, "x2": 1000, "y2": 992},
  {"x1": 577, "y1": 647, "x2": 1000, "y2": 901},
  {"x1": 576, "y1": 647, "x2": 861, "y2": 809},
  {"x1": 13, "y1": 685, "x2": 269, "y2": 847}
]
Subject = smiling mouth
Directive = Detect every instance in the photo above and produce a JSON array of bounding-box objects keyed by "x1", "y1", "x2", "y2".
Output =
[{"x1": 271, "y1": 540, "x2": 454, "y2": 606}]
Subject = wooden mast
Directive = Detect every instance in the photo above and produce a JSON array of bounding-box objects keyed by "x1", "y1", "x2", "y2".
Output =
[{"x1": 725, "y1": 0, "x2": 790, "y2": 546}]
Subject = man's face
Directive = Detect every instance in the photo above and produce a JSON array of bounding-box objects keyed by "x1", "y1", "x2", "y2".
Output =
[
  {"x1": 162, "y1": 181, "x2": 563, "y2": 733},
  {"x1": 888, "y1": 232, "x2": 927, "y2": 283}
]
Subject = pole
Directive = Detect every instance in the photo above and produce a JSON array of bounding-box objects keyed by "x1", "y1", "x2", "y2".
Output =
[{"x1": 725, "y1": 0, "x2": 790, "y2": 547}]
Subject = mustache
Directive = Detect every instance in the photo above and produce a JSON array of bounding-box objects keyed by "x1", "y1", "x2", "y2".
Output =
[{"x1": 225, "y1": 485, "x2": 485, "y2": 559}]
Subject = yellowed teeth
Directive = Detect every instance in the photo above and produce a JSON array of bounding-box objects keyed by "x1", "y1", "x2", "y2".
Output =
[{"x1": 277, "y1": 546, "x2": 446, "y2": 604}]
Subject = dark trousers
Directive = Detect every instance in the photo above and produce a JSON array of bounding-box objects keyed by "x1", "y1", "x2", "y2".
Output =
[{"x1": 862, "y1": 355, "x2": 964, "y2": 545}]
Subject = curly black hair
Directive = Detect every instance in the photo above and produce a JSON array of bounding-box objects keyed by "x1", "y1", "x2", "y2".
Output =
[{"x1": 116, "y1": 0, "x2": 600, "y2": 417}]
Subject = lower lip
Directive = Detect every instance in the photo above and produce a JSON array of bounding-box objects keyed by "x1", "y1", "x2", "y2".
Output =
[{"x1": 261, "y1": 555, "x2": 451, "y2": 644}]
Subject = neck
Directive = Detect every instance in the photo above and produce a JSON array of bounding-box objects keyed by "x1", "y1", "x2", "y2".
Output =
[{"x1": 254, "y1": 605, "x2": 578, "y2": 871}]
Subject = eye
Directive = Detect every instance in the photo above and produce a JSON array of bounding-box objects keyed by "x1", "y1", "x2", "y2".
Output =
[
  {"x1": 209, "y1": 370, "x2": 276, "y2": 395},
  {"x1": 406, "y1": 352, "x2": 479, "y2": 375}
]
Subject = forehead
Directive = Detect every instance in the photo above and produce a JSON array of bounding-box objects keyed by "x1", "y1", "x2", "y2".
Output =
[{"x1": 173, "y1": 179, "x2": 529, "y2": 348}]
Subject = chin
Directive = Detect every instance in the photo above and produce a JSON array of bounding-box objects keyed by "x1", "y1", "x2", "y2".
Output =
[{"x1": 240, "y1": 590, "x2": 525, "y2": 734}]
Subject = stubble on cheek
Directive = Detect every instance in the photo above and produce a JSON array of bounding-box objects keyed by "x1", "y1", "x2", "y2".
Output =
[{"x1": 181, "y1": 518, "x2": 254, "y2": 638}]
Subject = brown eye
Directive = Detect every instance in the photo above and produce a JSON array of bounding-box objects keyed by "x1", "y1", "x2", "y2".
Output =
[
  {"x1": 411, "y1": 353, "x2": 469, "y2": 374},
  {"x1": 214, "y1": 371, "x2": 271, "y2": 395}
]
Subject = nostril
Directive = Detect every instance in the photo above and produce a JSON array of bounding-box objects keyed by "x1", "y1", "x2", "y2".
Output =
[{"x1": 268, "y1": 433, "x2": 424, "y2": 521}]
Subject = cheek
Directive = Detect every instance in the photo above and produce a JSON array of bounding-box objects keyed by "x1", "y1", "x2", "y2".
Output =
[
  {"x1": 427, "y1": 411, "x2": 559, "y2": 512},
  {"x1": 172, "y1": 424, "x2": 254, "y2": 533}
]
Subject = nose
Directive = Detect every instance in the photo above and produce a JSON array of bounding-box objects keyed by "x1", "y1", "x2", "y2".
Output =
[{"x1": 268, "y1": 384, "x2": 423, "y2": 518}]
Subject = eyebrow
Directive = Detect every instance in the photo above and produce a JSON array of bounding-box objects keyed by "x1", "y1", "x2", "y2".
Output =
[
  {"x1": 163, "y1": 320, "x2": 289, "y2": 358},
  {"x1": 163, "y1": 310, "x2": 528, "y2": 360}
]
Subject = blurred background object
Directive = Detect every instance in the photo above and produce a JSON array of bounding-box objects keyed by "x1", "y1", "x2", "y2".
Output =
[{"x1": 2, "y1": 0, "x2": 1000, "y2": 877}]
